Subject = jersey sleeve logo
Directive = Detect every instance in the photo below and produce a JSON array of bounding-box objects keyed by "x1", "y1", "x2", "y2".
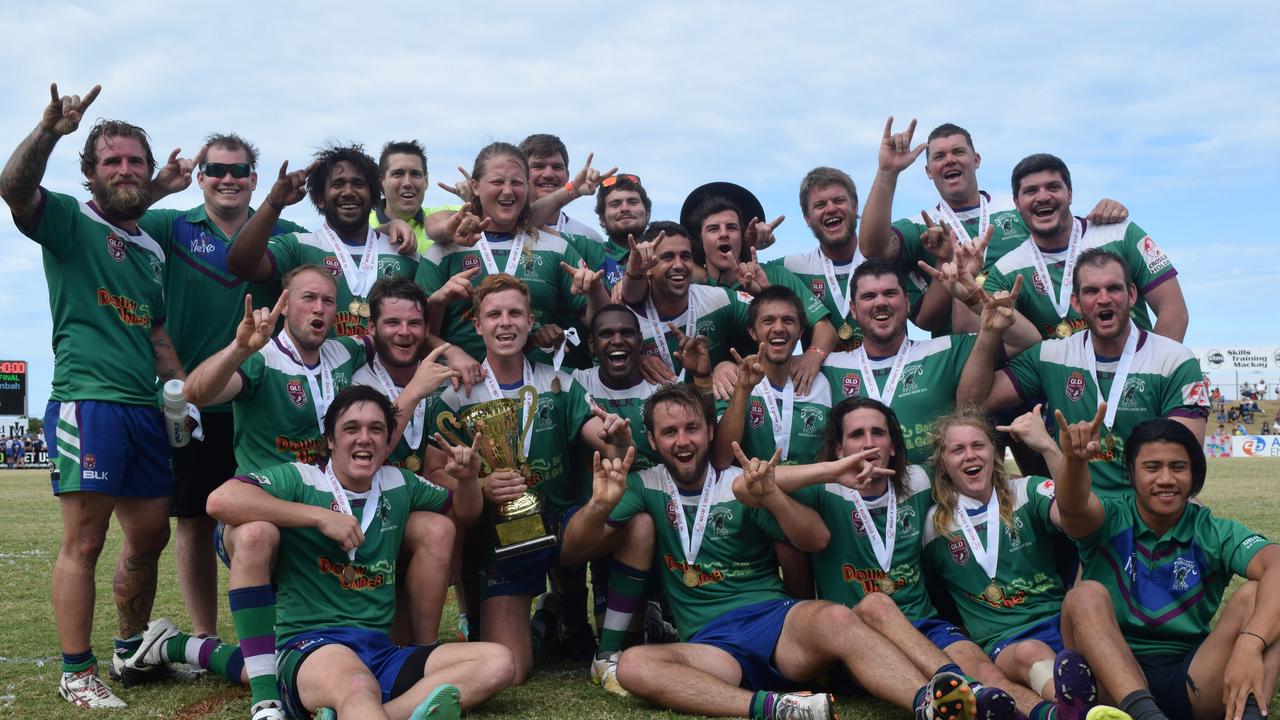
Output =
[
  {"x1": 106, "y1": 233, "x2": 126, "y2": 262},
  {"x1": 286, "y1": 379, "x2": 308, "y2": 408},
  {"x1": 1183, "y1": 380, "x2": 1210, "y2": 408},
  {"x1": 1036, "y1": 479, "x2": 1056, "y2": 498},
  {"x1": 1066, "y1": 371, "x2": 1086, "y2": 402},
  {"x1": 1138, "y1": 236, "x2": 1170, "y2": 274}
]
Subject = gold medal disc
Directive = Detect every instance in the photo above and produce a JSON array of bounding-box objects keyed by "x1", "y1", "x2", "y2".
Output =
[
  {"x1": 349, "y1": 299, "x2": 363, "y2": 315},
  {"x1": 358, "y1": 302, "x2": 371, "y2": 319},
  {"x1": 404, "y1": 455, "x2": 422, "y2": 472},
  {"x1": 682, "y1": 569, "x2": 701, "y2": 588},
  {"x1": 1055, "y1": 321, "x2": 1073, "y2": 339},
  {"x1": 877, "y1": 577, "x2": 896, "y2": 595},
  {"x1": 342, "y1": 565, "x2": 357, "y2": 584},
  {"x1": 838, "y1": 322, "x2": 855, "y2": 341},
  {"x1": 984, "y1": 582, "x2": 1004, "y2": 603},
  {"x1": 974, "y1": 272, "x2": 988, "y2": 287}
]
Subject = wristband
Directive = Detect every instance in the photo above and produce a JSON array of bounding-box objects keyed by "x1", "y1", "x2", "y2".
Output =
[
  {"x1": 267, "y1": 198, "x2": 286, "y2": 211},
  {"x1": 564, "y1": 181, "x2": 578, "y2": 198},
  {"x1": 806, "y1": 346, "x2": 828, "y2": 359},
  {"x1": 1241, "y1": 630, "x2": 1268, "y2": 649},
  {"x1": 964, "y1": 287, "x2": 986, "y2": 307}
]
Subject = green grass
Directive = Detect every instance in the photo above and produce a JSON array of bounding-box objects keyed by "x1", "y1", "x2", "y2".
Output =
[{"x1": 1, "y1": 460, "x2": 1278, "y2": 719}]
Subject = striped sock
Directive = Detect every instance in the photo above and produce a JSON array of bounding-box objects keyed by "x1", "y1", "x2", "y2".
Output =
[
  {"x1": 749, "y1": 690, "x2": 776, "y2": 720},
  {"x1": 162, "y1": 633, "x2": 245, "y2": 685},
  {"x1": 61, "y1": 649, "x2": 95, "y2": 674},
  {"x1": 1029, "y1": 700, "x2": 1057, "y2": 719},
  {"x1": 229, "y1": 585, "x2": 278, "y2": 705},
  {"x1": 598, "y1": 560, "x2": 647, "y2": 654}
]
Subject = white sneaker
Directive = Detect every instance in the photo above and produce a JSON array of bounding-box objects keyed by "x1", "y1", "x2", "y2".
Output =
[
  {"x1": 112, "y1": 618, "x2": 179, "y2": 687},
  {"x1": 251, "y1": 699, "x2": 287, "y2": 720},
  {"x1": 59, "y1": 667, "x2": 128, "y2": 709},
  {"x1": 589, "y1": 652, "x2": 629, "y2": 697},
  {"x1": 773, "y1": 691, "x2": 834, "y2": 720}
]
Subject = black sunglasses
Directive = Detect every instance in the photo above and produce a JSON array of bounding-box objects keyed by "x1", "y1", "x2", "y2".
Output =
[{"x1": 200, "y1": 162, "x2": 253, "y2": 179}]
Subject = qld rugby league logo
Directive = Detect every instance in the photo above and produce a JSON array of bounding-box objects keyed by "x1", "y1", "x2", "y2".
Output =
[
  {"x1": 323, "y1": 256, "x2": 343, "y2": 277},
  {"x1": 809, "y1": 278, "x2": 827, "y2": 300},
  {"x1": 665, "y1": 499, "x2": 680, "y2": 531},
  {"x1": 850, "y1": 509, "x2": 867, "y2": 537},
  {"x1": 287, "y1": 379, "x2": 307, "y2": 408},
  {"x1": 1066, "y1": 371, "x2": 1086, "y2": 402},
  {"x1": 748, "y1": 399, "x2": 765, "y2": 429},
  {"x1": 462, "y1": 254, "x2": 481, "y2": 271},
  {"x1": 106, "y1": 232, "x2": 126, "y2": 262},
  {"x1": 949, "y1": 536, "x2": 969, "y2": 565},
  {"x1": 842, "y1": 373, "x2": 861, "y2": 398},
  {"x1": 1031, "y1": 270, "x2": 1048, "y2": 296}
]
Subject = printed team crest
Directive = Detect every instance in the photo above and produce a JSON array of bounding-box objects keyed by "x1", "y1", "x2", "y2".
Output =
[
  {"x1": 377, "y1": 258, "x2": 399, "y2": 276},
  {"x1": 809, "y1": 278, "x2": 827, "y2": 300},
  {"x1": 536, "y1": 398, "x2": 555, "y2": 429},
  {"x1": 665, "y1": 499, "x2": 680, "y2": 531},
  {"x1": 1036, "y1": 479, "x2": 1056, "y2": 498},
  {"x1": 1066, "y1": 371, "x2": 1086, "y2": 402},
  {"x1": 106, "y1": 233, "x2": 126, "y2": 262},
  {"x1": 696, "y1": 319, "x2": 716, "y2": 336},
  {"x1": 898, "y1": 505, "x2": 917, "y2": 535},
  {"x1": 709, "y1": 506, "x2": 734, "y2": 537},
  {"x1": 799, "y1": 407, "x2": 823, "y2": 435},
  {"x1": 1119, "y1": 378, "x2": 1147, "y2": 409},
  {"x1": 747, "y1": 399, "x2": 765, "y2": 429},
  {"x1": 842, "y1": 373, "x2": 862, "y2": 398},
  {"x1": 948, "y1": 536, "x2": 969, "y2": 565},
  {"x1": 900, "y1": 365, "x2": 924, "y2": 392},
  {"x1": 323, "y1": 256, "x2": 343, "y2": 277},
  {"x1": 1031, "y1": 270, "x2": 1049, "y2": 296},
  {"x1": 1185, "y1": 380, "x2": 1209, "y2": 408},
  {"x1": 462, "y1": 254, "x2": 481, "y2": 271},
  {"x1": 1124, "y1": 554, "x2": 1137, "y2": 582},
  {"x1": 850, "y1": 508, "x2": 868, "y2": 537},
  {"x1": 83, "y1": 453, "x2": 96, "y2": 470},
  {"x1": 287, "y1": 379, "x2": 307, "y2": 408},
  {"x1": 1171, "y1": 557, "x2": 1199, "y2": 591},
  {"x1": 1139, "y1": 236, "x2": 1170, "y2": 273}
]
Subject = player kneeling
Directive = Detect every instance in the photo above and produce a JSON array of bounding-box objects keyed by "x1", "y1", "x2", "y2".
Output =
[{"x1": 127, "y1": 386, "x2": 515, "y2": 720}]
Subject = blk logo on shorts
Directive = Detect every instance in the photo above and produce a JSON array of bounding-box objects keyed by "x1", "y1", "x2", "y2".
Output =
[
  {"x1": 106, "y1": 233, "x2": 126, "y2": 262},
  {"x1": 1066, "y1": 371, "x2": 1086, "y2": 402},
  {"x1": 287, "y1": 379, "x2": 307, "y2": 408}
]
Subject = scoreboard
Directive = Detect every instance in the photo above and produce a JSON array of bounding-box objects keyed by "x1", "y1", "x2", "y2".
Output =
[{"x1": 0, "y1": 360, "x2": 27, "y2": 416}]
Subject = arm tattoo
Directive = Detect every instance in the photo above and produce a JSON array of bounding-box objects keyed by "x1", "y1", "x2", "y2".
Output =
[
  {"x1": 0, "y1": 128, "x2": 58, "y2": 213},
  {"x1": 151, "y1": 330, "x2": 185, "y2": 382}
]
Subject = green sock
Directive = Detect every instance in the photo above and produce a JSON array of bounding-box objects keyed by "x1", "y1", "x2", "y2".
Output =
[
  {"x1": 229, "y1": 585, "x2": 279, "y2": 705},
  {"x1": 749, "y1": 690, "x2": 776, "y2": 720},
  {"x1": 1029, "y1": 700, "x2": 1057, "y2": 720},
  {"x1": 598, "y1": 561, "x2": 647, "y2": 654},
  {"x1": 162, "y1": 632, "x2": 246, "y2": 686}
]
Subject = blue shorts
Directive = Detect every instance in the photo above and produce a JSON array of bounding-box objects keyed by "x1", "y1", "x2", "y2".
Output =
[
  {"x1": 988, "y1": 613, "x2": 1064, "y2": 660},
  {"x1": 1134, "y1": 639, "x2": 1202, "y2": 720},
  {"x1": 484, "y1": 542, "x2": 556, "y2": 598},
  {"x1": 44, "y1": 400, "x2": 173, "y2": 497},
  {"x1": 912, "y1": 617, "x2": 971, "y2": 651},
  {"x1": 276, "y1": 627, "x2": 436, "y2": 718},
  {"x1": 689, "y1": 598, "x2": 801, "y2": 691}
]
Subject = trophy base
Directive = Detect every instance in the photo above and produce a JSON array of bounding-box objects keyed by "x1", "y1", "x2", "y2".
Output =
[{"x1": 494, "y1": 513, "x2": 556, "y2": 560}]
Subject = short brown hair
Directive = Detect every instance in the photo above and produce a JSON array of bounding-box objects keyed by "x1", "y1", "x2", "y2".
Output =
[
  {"x1": 80, "y1": 119, "x2": 156, "y2": 189},
  {"x1": 798, "y1": 166, "x2": 857, "y2": 214},
  {"x1": 204, "y1": 132, "x2": 259, "y2": 168},
  {"x1": 642, "y1": 384, "x2": 714, "y2": 435},
  {"x1": 281, "y1": 264, "x2": 338, "y2": 292},
  {"x1": 472, "y1": 273, "x2": 531, "y2": 313},
  {"x1": 519, "y1": 134, "x2": 569, "y2": 166}
]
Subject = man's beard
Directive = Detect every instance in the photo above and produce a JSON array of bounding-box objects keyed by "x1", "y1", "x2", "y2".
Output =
[
  {"x1": 373, "y1": 334, "x2": 424, "y2": 368},
  {"x1": 324, "y1": 203, "x2": 371, "y2": 238},
  {"x1": 606, "y1": 218, "x2": 647, "y2": 245},
  {"x1": 90, "y1": 176, "x2": 150, "y2": 222},
  {"x1": 665, "y1": 447, "x2": 710, "y2": 487}
]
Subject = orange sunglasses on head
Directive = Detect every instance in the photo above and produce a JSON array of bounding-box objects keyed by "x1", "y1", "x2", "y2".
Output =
[{"x1": 601, "y1": 174, "x2": 641, "y2": 188}]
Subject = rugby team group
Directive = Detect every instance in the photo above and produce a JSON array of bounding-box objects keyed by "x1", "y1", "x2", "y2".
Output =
[{"x1": 1, "y1": 82, "x2": 1274, "y2": 720}]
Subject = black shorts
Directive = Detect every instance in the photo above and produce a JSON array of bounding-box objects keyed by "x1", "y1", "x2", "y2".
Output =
[
  {"x1": 1135, "y1": 640, "x2": 1202, "y2": 720},
  {"x1": 170, "y1": 411, "x2": 237, "y2": 518}
]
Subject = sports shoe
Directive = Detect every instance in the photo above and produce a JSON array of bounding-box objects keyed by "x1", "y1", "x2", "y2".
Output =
[
  {"x1": 560, "y1": 623, "x2": 598, "y2": 662},
  {"x1": 313, "y1": 709, "x2": 336, "y2": 720},
  {"x1": 590, "y1": 652, "x2": 629, "y2": 697},
  {"x1": 111, "y1": 618, "x2": 179, "y2": 687},
  {"x1": 1084, "y1": 708, "x2": 1133, "y2": 720},
  {"x1": 58, "y1": 666, "x2": 128, "y2": 709},
  {"x1": 409, "y1": 683, "x2": 461, "y2": 720},
  {"x1": 643, "y1": 600, "x2": 679, "y2": 644},
  {"x1": 251, "y1": 700, "x2": 287, "y2": 720},
  {"x1": 972, "y1": 684, "x2": 1019, "y2": 720},
  {"x1": 773, "y1": 691, "x2": 835, "y2": 720},
  {"x1": 925, "y1": 671, "x2": 976, "y2": 719},
  {"x1": 1053, "y1": 649, "x2": 1099, "y2": 720}
]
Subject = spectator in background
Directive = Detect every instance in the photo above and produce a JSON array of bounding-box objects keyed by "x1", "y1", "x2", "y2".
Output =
[
  {"x1": 1234, "y1": 423, "x2": 1248, "y2": 436},
  {"x1": 1216, "y1": 423, "x2": 1227, "y2": 436},
  {"x1": 1261, "y1": 420, "x2": 1273, "y2": 435}
]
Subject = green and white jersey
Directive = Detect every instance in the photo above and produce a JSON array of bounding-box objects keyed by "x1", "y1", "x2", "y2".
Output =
[
  {"x1": 265, "y1": 227, "x2": 419, "y2": 339},
  {"x1": 607, "y1": 465, "x2": 789, "y2": 640},
  {"x1": 1003, "y1": 330, "x2": 1209, "y2": 497},
  {"x1": 21, "y1": 190, "x2": 167, "y2": 406},
  {"x1": 427, "y1": 360, "x2": 593, "y2": 516},
  {"x1": 415, "y1": 230, "x2": 586, "y2": 360},
  {"x1": 795, "y1": 466, "x2": 936, "y2": 620},
  {"x1": 771, "y1": 248, "x2": 865, "y2": 353},
  {"x1": 238, "y1": 462, "x2": 450, "y2": 644},
  {"x1": 630, "y1": 285, "x2": 751, "y2": 377},
  {"x1": 922, "y1": 476, "x2": 1065, "y2": 654},
  {"x1": 145, "y1": 206, "x2": 307, "y2": 413},
  {"x1": 716, "y1": 374, "x2": 832, "y2": 465},
  {"x1": 351, "y1": 361, "x2": 441, "y2": 471},
  {"x1": 706, "y1": 264, "x2": 832, "y2": 332},
  {"x1": 821, "y1": 335, "x2": 976, "y2": 466},
  {"x1": 984, "y1": 219, "x2": 1175, "y2": 339},
  {"x1": 1077, "y1": 495, "x2": 1273, "y2": 656},
  {"x1": 570, "y1": 368, "x2": 661, "y2": 471},
  {"x1": 232, "y1": 335, "x2": 370, "y2": 473}
]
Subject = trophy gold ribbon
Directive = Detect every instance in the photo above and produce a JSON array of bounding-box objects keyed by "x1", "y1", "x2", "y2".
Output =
[{"x1": 436, "y1": 386, "x2": 557, "y2": 559}]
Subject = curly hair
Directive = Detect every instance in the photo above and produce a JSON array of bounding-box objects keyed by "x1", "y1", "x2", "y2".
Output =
[
  {"x1": 305, "y1": 142, "x2": 381, "y2": 211},
  {"x1": 79, "y1": 119, "x2": 156, "y2": 190},
  {"x1": 929, "y1": 403, "x2": 1017, "y2": 538}
]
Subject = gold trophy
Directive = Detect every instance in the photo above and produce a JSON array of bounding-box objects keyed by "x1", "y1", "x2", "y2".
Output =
[{"x1": 436, "y1": 387, "x2": 557, "y2": 559}]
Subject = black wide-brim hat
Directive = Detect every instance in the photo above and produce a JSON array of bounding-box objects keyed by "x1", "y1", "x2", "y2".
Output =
[{"x1": 679, "y1": 181, "x2": 766, "y2": 238}]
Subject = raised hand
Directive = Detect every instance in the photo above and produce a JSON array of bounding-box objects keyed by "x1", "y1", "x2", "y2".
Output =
[
  {"x1": 831, "y1": 447, "x2": 894, "y2": 491},
  {"x1": 560, "y1": 259, "x2": 604, "y2": 296},
  {"x1": 745, "y1": 215, "x2": 784, "y2": 251},
  {"x1": 638, "y1": 353, "x2": 677, "y2": 385},
  {"x1": 445, "y1": 205, "x2": 490, "y2": 247},
  {"x1": 442, "y1": 344, "x2": 483, "y2": 396},
  {"x1": 730, "y1": 343, "x2": 767, "y2": 391},
  {"x1": 153, "y1": 145, "x2": 208, "y2": 195},
  {"x1": 267, "y1": 159, "x2": 319, "y2": 209},
  {"x1": 711, "y1": 361, "x2": 739, "y2": 401},
  {"x1": 736, "y1": 247, "x2": 771, "y2": 294},
  {"x1": 981, "y1": 274, "x2": 1023, "y2": 336},
  {"x1": 592, "y1": 405, "x2": 634, "y2": 449},
  {"x1": 1055, "y1": 403, "x2": 1106, "y2": 461},
  {"x1": 591, "y1": 446, "x2": 636, "y2": 510},
  {"x1": 995, "y1": 403, "x2": 1054, "y2": 454},
  {"x1": 435, "y1": 431, "x2": 482, "y2": 483},
  {"x1": 532, "y1": 323, "x2": 566, "y2": 352},
  {"x1": 919, "y1": 210, "x2": 957, "y2": 262},
  {"x1": 957, "y1": 225, "x2": 992, "y2": 280},
  {"x1": 437, "y1": 166, "x2": 474, "y2": 204},
  {"x1": 627, "y1": 232, "x2": 661, "y2": 277},
  {"x1": 234, "y1": 290, "x2": 287, "y2": 354},
  {"x1": 381, "y1": 218, "x2": 418, "y2": 255},
  {"x1": 405, "y1": 343, "x2": 461, "y2": 399},
  {"x1": 41, "y1": 83, "x2": 101, "y2": 137},
  {"x1": 670, "y1": 322, "x2": 711, "y2": 378},
  {"x1": 732, "y1": 443, "x2": 782, "y2": 501},
  {"x1": 877, "y1": 116, "x2": 926, "y2": 175},
  {"x1": 431, "y1": 266, "x2": 479, "y2": 306},
  {"x1": 917, "y1": 256, "x2": 980, "y2": 304},
  {"x1": 570, "y1": 152, "x2": 618, "y2": 197},
  {"x1": 1084, "y1": 198, "x2": 1128, "y2": 225}
]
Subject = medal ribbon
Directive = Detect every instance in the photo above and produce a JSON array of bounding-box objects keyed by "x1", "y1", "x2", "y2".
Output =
[
  {"x1": 643, "y1": 296, "x2": 696, "y2": 382},
  {"x1": 323, "y1": 462, "x2": 383, "y2": 561},
  {"x1": 660, "y1": 465, "x2": 718, "y2": 566},
  {"x1": 953, "y1": 491, "x2": 1001, "y2": 581},
  {"x1": 481, "y1": 358, "x2": 536, "y2": 459},
  {"x1": 844, "y1": 487, "x2": 897, "y2": 573},
  {"x1": 854, "y1": 339, "x2": 914, "y2": 406},
  {"x1": 320, "y1": 224, "x2": 380, "y2": 297},
  {"x1": 817, "y1": 247, "x2": 863, "y2": 321},
  {"x1": 1083, "y1": 324, "x2": 1139, "y2": 430},
  {"x1": 1027, "y1": 218, "x2": 1083, "y2": 322},
  {"x1": 549, "y1": 327, "x2": 581, "y2": 372},
  {"x1": 476, "y1": 231, "x2": 528, "y2": 277},
  {"x1": 933, "y1": 195, "x2": 989, "y2": 250},
  {"x1": 277, "y1": 331, "x2": 334, "y2": 432},
  {"x1": 755, "y1": 377, "x2": 795, "y2": 461},
  {"x1": 368, "y1": 356, "x2": 425, "y2": 450}
]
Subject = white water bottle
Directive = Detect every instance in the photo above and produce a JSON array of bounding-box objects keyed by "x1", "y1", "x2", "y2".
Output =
[{"x1": 163, "y1": 379, "x2": 191, "y2": 448}]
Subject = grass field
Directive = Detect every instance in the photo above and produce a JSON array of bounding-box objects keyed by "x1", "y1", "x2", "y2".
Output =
[{"x1": 2, "y1": 459, "x2": 1278, "y2": 719}]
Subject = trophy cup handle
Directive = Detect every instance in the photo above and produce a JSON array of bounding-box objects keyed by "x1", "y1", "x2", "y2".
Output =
[
  {"x1": 516, "y1": 385, "x2": 538, "y2": 463},
  {"x1": 436, "y1": 411, "x2": 468, "y2": 450}
]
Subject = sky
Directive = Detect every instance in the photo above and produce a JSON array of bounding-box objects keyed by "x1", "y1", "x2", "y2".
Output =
[{"x1": 1, "y1": 1, "x2": 1278, "y2": 417}]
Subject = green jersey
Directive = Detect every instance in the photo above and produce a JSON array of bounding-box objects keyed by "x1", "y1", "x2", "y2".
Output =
[
  {"x1": 232, "y1": 334, "x2": 370, "y2": 473},
  {"x1": 771, "y1": 248, "x2": 865, "y2": 353},
  {"x1": 1076, "y1": 494, "x2": 1272, "y2": 656},
  {"x1": 984, "y1": 219, "x2": 1176, "y2": 339},
  {"x1": 631, "y1": 285, "x2": 752, "y2": 377},
  {"x1": 922, "y1": 476, "x2": 1065, "y2": 653},
  {"x1": 821, "y1": 335, "x2": 976, "y2": 465},
  {"x1": 239, "y1": 462, "x2": 450, "y2": 644},
  {"x1": 607, "y1": 465, "x2": 788, "y2": 640},
  {"x1": 20, "y1": 190, "x2": 167, "y2": 406},
  {"x1": 427, "y1": 360, "x2": 593, "y2": 516},
  {"x1": 563, "y1": 231, "x2": 628, "y2": 288},
  {"x1": 795, "y1": 466, "x2": 936, "y2": 620},
  {"x1": 570, "y1": 368, "x2": 661, "y2": 471},
  {"x1": 716, "y1": 374, "x2": 832, "y2": 464},
  {"x1": 415, "y1": 230, "x2": 586, "y2": 360},
  {"x1": 265, "y1": 227, "x2": 418, "y2": 339},
  {"x1": 145, "y1": 206, "x2": 306, "y2": 413},
  {"x1": 706, "y1": 263, "x2": 832, "y2": 332},
  {"x1": 1003, "y1": 330, "x2": 1209, "y2": 496}
]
